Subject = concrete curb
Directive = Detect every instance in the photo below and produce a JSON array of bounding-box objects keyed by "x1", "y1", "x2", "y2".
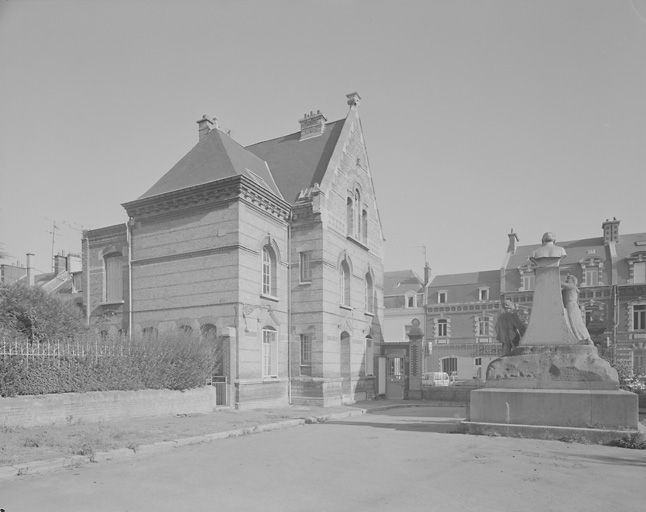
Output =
[{"x1": 0, "y1": 408, "x2": 364, "y2": 481}]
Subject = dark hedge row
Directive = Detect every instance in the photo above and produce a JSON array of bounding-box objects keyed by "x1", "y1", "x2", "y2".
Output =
[{"x1": 0, "y1": 336, "x2": 216, "y2": 397}]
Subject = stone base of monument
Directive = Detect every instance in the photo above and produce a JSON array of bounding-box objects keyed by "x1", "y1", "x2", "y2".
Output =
[
  {"x1": 464, "y1": 388, "x2": 638, "y2": 443},
  {"x1": 464, "y1": 345, "x2": 640, "y2": 443}
]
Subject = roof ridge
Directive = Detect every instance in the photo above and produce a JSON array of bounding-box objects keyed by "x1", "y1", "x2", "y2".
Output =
[{"x1": 245, "y1": 118, "x2": 345, "y2": 148}]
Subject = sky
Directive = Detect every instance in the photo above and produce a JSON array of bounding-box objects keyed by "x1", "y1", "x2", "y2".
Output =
[{"x1": 1, "y1": 0, "x2": 645, "y2": 279}]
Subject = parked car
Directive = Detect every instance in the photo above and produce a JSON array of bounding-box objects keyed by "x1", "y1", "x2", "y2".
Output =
[{"x1": 422, "y1": 372, "x2": 450, "y2": 387}]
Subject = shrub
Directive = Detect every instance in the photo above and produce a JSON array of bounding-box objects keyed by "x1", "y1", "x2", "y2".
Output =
[{"x1": 0, "y1": 283, "x2": 86, "y2": 342}]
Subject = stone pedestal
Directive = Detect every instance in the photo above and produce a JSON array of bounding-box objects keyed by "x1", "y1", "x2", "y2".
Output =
[{"x1": 464, "y1": 233, "x2": 640, "y2": 443}]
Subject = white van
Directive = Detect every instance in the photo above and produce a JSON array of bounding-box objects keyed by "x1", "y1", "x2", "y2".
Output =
[{"x1": 422, "y1": 372, "x2": 450, "y2": 387}]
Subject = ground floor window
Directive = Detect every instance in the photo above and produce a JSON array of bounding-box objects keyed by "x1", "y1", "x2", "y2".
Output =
[
  {"x1": 262, "y1": 327, "x2": 278, "y2": 377},
  {"x1": 300, "y1": 333, "x2": 312, "y2": 376},
  {"x1": 441, "y1": 356, "x2": 457, "y2": 374}
]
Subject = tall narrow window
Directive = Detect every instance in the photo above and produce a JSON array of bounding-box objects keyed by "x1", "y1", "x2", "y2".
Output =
[
  {"x1": 299, "y1": 252, "x2": 312, "y2": 283},
  {"x1": 634, "y1": 262, "x2": 646, "y2": 284},
  {"x1": 300, "y1": 334, "x2": 312, "y2": 376},
  {"x1": 262, "y1": 246, "x2": 277, "y2": 297},
  {"x1": 634, "y1": 305, "x2": 646, "y2": 331},
  {"x1": 346, "y1": 197, "x2": 353, "y2": 236},
  {"x1": 361, "y1": 209, "x2": 368, "y2": 244},
  {"x1": 477, "y1": 316, "x2": 490, "y2": 337},
  {"x1": 354, "y1": 189, "x2": 361, "y2": 239},
  {"x1": 522, "y1": 274, "x2": 535, "y2": 291},
  {"x1": 365, "y1": 273, "x2": 374, "y2": 313},
  {"x1": 340, "y1": 260, "x2": 351, "y2": 307},
  {"x1": 584, "y1": 268, "x2": 599, "y2": 286},
  {"x1": 438, "y1": 291, "x2": 447, "y2": 304},
  {"x1": 262, "y1": 327, "x2": 278, "y2": 377},
  {"x1": 437, "y1": 319, "x2": 448, "y2": 337},
  {"x1": 104, "y1": 253, "x2": 123, "y2": 302}
]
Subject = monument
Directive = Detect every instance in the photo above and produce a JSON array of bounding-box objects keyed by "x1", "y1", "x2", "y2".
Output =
[{"x1": 464, "y1": 232, "x2": 639, "y2": 443}]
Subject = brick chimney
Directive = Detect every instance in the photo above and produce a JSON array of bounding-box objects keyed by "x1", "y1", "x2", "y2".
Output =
[
  {"x1": 299, "y1": 110, "x2": 327, "y2": 141},
  {"x1": 507, "y1": 228, "x2": 519, "y2": 254},
  {"x1": 26, "y1": 252, "x2": 35, "y2": 286},
  {"x1": 54, "y1": 252, "x2": 67, "y2": 275},
  {"x1": 602, "y1": 217, "x2": 620, "y2": 244},
  {"x1": 197, "y1": 115, "x2": 217, "y2": 141}
]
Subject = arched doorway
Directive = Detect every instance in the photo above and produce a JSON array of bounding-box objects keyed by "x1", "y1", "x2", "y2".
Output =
[{"x1": 340, "y1": 331, "x2": 351, "y2": 398}]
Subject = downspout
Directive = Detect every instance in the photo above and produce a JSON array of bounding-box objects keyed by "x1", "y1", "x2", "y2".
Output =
[
  {"x1": 287, "y1": 210, "x2": 293, "y2": 405},
  {"x1": 127, "y1": 219, "x2": 134, "y2": 342},
  {"x1": 84, "y1": 234, "x2": 90, "y2": 326}
]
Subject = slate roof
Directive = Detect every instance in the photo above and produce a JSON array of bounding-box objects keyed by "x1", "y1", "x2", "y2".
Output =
[
  {"x1": 384, "y1": 270, "x2": 424, "y2": 296},
  {"x1": 246, "y1": 119, "x2": 346, "y2": 204},
  {"x1": 429, "y1": 270, "x2": 501, "y2": 288},
  {"x1": 505, "y1": 232, "x2": 646, "y2": 285},
  {"x1": 139, "y1": 128, "x2": 282, "y2": 200}
]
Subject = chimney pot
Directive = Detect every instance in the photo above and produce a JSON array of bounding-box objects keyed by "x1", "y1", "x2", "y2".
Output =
[
  {"x1": 196, "y1": 115, "x2": 216, "y2": 141},
  {"x1": 346, "y1": 91, "x2": 362, "y2": 107},
  {"x1": 299, "y1": 109, "x2": 327, "y2": 141}
]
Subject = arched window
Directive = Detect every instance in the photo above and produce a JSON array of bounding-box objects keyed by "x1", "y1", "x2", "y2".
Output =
[
  {"x1": 365, "y1": 273, "x2": 374, "y2": 313},
  {"x1": 104, "y1": 252, "x2": 123, "y2": 302},
  {"x1": 354, "y1": 189, "x2": 361, "y2": 239},
  {"x1": 262, "y1": 245, "x2": 277, "y2": 297},
  {"x1": 262, "y1": 326, "x2": 278, "y2": 377},
  {"x1": 346, "y1": 197, "x2": 353, "y2": 236},
  {"x1": 340, "y1": 260, "x2": 351, "y2": 307},
  {"x1": 361, "y1": 209, "x2": 368, "y2": 244},
  {"x1": 178, "y1": 324, "x2": 193, "y2": 337}
]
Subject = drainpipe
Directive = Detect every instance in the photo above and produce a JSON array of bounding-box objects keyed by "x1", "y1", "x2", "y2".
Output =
[
  {"x1": 127, "y1": 218, "x2": 134, "y2": 341},
  {"x1": 83, "y1": 235, "x2": 90, "y2": 326},
  {"x1": 287, "y1": 210, "x2": 293, "y2": 405}
]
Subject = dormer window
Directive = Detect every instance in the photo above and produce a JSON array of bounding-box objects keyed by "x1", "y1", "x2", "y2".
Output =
[
  {"x1": 438, "y1": 291, "x2": 447, "y2": 304},
  {"x1": 478, "y1": 287, "x2": 489, "y2": 301},
  {"x1": 406, "y1": 292, "x2": 417, "y2": 308}
]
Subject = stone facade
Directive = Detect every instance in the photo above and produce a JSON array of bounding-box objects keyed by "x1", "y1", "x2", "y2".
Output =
[{"x1": 83, "y1": 93, "x2": 385, "y2": 408}]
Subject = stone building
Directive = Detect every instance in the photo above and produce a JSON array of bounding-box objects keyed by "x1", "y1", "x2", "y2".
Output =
[
  {"x1": 502, "y1": 219, "x2": 646, "y2": 375},
  {"x1": 82, "y1": 93, "x2": 385, "y2": 408}
]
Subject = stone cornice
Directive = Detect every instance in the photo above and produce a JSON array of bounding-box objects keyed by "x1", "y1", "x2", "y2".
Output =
[{"x1": 122, "y1": 175, "x2": 291, "y2": 221}]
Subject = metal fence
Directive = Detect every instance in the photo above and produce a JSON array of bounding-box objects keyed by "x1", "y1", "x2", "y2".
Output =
[{"x1": 0, "y1": 336, "x2": 130, "y2": 362}]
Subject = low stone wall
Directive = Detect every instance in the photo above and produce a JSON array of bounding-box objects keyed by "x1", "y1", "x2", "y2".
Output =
[
  {"x1": 0, "y1": 387, "x2": 219, "y2": 428},
  {"x1": 422, "y1": 384, "x2": 483, "y2": 403}
]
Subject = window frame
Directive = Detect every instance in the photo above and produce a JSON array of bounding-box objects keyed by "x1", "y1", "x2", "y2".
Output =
[
  {"x1": 437, "y1": 291, "x2": 447, "y2": 304},
  {"x1": 261, "y1": 245, "x2": 277, "y2": 298},
  {"x1": 299, "y1": 251, "x2": 312, "y2": 283},
  {"x1": 262, "y1": 327, "x2": 278, "y2": 378},
  {"x1": 633, "y1": 305, "x2": 646, "y2": 331}
]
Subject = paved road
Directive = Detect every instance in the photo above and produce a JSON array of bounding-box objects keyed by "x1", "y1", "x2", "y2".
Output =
[{"x1": 1, "y1": 406, "x2": 644, "y2": 512}]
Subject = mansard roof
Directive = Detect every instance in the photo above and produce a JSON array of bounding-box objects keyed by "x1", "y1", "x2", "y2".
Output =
[
  {"x1": 139, "y1": 128, "x2": 282, "y2": 200},
  {"x1": 506, "y1": 232, "x2": 646, "y2": 284},
  {"x1": 246, "y1": 119, "x2": 346, "y2": 204}
]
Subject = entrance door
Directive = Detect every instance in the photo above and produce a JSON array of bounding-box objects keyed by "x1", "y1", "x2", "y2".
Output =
[{"x1": 386, "y1": 354, "x2": 407, "y2": 400}]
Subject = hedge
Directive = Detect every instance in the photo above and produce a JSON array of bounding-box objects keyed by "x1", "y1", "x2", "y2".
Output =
[{"x1": 0, "y1": 335, "x2": 217, "y2": 397}]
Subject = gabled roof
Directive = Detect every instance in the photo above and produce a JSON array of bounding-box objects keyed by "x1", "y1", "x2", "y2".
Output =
[
  {"x1": 246, "y1": 119, "x2": 346, "y2": 204},
  {"x1": 384, "y1": 269, "x2": 424, "y2": 296},
  {"x1": 139, "y1": 128, "x2": 282, "y2": 200}
]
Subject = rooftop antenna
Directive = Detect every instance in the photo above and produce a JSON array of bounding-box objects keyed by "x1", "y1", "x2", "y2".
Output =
[{"x1": 48, "y1": 220, "x2": 60, "y2": 272}]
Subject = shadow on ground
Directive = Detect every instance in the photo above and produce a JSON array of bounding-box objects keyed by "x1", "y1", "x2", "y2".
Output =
[{"x1": 325, "y1": 419, "x2": 462, "y2": 434}]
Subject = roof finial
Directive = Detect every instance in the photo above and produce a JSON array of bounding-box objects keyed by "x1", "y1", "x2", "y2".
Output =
[{"x1": 346, "y1": 92, "x2": 361, "y2": 107}]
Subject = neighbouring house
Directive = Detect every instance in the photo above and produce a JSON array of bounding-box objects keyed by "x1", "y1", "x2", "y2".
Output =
[
  {"x1": 1, "y1": 252, "x2": 83, "y2": 313},
  {"x1": 83, "y1": 93, "x2": 385, "y2": 408},
  {"x1": 502, "y1": 219, "x2": 646, "y2": 375},
  {"x1": 425, "y1": 269, "x2": 503, "y2": 380},
  {"x1": 380, "y1": 268, "x2": 428, "y2": 399}
]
